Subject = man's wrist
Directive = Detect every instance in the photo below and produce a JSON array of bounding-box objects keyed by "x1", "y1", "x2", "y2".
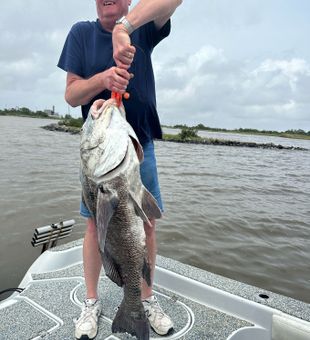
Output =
[{"x1": 115, "y1": 16, "x2": 134, "y2": 35}]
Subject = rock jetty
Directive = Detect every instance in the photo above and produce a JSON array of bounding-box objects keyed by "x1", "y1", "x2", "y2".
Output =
[
  {"x1": 42, "y1": 123, "x2": 80, "y2": 135},
  {"x1": 42, "y1": 123, "x2": 307, "y2": 151},
  {"x1": 162, "y1": 137, "x2": 307, "y2": 151}
]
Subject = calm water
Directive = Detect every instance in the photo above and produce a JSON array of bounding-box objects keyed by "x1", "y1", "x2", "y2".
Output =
[{"x1": 0, "y1": 116, "x2": 309, "y2": 303}]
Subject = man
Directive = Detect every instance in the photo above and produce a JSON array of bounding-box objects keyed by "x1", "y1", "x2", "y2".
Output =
[{"x1": 58, "y1": 0, "x2": 182, "y2": 339}]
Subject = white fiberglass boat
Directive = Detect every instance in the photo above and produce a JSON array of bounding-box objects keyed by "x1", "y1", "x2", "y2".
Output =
[{"x1": 0, "y1": 239, "x2": 309, "y2": 339}]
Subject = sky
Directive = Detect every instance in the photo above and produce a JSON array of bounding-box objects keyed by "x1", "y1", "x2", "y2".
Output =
[{"x1": 1, "y1": 0, "x2": 310, "y2": 131}]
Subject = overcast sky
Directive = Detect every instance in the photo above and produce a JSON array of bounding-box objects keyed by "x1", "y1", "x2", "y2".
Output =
[{"x1": 1, "y1": 0, "x2": 310, "y2": 131}]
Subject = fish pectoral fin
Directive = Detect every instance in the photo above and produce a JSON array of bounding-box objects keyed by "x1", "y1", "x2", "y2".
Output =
[
  {"x1": 128, "y1": 191, "x2": 152, "y2": 226},
  {"x1": 101, "y1": 249, "x2": 123, "y2": 287},
  {"x1": 96, "y1": 188, "x2": 119, "y2": 251},
  {"x1": 129, "y1": 187, "x2": 162, "y2": 225},
  {"x1": 142, "y1": 187, "x2": 162, "y2": 220}
]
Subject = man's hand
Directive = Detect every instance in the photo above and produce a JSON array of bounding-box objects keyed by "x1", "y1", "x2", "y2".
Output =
[
  {"x1": 112, "y1": 24, "x2": 136, "y2": 70},
  {"x1": 102, "y1": 66, "x2": 132, "y2": 94}
]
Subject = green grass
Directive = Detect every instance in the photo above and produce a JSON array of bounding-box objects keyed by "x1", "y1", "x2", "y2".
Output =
[
  {"x1": 170, "y1": 124, "x2": 310, "y2": 141},
  {"x1": 277, "y1": 133, "x2": 310, "y2": 140},
  {"x1": 59, "y1": 117, "x2": 83, "y2": 128}
]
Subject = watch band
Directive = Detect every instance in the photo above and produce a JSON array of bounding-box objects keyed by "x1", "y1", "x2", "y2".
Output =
[{"x1": 115, "y1": 16, "x2": 134, "y2": 35}]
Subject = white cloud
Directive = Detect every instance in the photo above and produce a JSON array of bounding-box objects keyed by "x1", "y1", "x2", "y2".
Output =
[
  {"x1": 253, "y1": 58, "x2": 310, "y2": 92},
  {"x1": 155, "y1": 46, "x2": 310, "y2": 130}
]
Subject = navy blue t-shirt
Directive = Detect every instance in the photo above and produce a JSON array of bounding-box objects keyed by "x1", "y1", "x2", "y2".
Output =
[{"x1": 57, "y1": 19, "x2": 170, "y2": 145}]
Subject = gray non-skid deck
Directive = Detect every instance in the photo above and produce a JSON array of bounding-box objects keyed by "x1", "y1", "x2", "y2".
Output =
[
  {"x1": 0, "y1": 239, "x2": 309, "y2": 340},
  {"x1": 0, "y1": 266, "x2": 249, "y2": 339}
]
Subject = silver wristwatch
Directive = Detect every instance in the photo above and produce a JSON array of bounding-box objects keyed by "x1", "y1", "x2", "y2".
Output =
[{"x1": 115, "y1": 16, "x2": 134, "y2": 35}]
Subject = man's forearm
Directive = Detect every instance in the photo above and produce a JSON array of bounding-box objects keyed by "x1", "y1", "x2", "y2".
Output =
[
  {"x1": 126, "y1": 0, "x2": 182, "y2": 31},
  {"x1": 65, "y1": 73, "x2": 105, "y2": 107},
  {"x1": 65, "y1": 66, "x2": 131, "y2": 107}
]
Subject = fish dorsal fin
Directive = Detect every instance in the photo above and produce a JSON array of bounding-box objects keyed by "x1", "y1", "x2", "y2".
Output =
[
  {"x1": 129, "y1": 186, "x2": 162, "y2": 226},
  {"x1": 96, "y1": 187, "x2": 119, "y2": 252}
]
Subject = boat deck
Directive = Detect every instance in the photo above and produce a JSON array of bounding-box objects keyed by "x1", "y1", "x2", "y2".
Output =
[{"x1": 0, "y1": 239, "x2": 309, "y2": 340}]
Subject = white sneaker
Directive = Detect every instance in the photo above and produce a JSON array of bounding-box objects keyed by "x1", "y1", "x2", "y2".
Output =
[
  {"x1": 143, "y1": 295, "x2": 174, "y2": 335},
  {"x1": 74, "y1": 298, "x2": 102, "y2": 340}
]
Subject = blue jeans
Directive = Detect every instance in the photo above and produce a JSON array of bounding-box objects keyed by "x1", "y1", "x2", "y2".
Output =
[{"x1": 80, "y1": 141, "x2": 163, "y2": 218}]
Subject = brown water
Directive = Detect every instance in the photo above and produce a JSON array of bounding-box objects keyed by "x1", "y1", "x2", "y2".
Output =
[{"x1": 0, "y1": 116, "x2": 309, "y2": 303}]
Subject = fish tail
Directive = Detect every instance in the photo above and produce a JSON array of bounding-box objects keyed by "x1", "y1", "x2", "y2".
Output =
[{"x1": 112, "y1": 301, "x2": 149, "y2": 340}]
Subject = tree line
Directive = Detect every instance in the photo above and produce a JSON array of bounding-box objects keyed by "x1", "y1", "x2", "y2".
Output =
[
  {"x1": 1, "y1": 107, "x2": 309, "y2": 137},
  {"x1": 172, "y1": 123, "x2": 310, "y2": 136},
  {"x1": 0, "y1": 107, "x2": 50, "y2": 118}
]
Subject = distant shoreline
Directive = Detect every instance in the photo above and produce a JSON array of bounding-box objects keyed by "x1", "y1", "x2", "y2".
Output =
[
  {"x1": 2, "y1": 111, "x2": 309, "y2": 141},
  {"x1": 41, "y1": 123, "x2": 308, "y2": 151},
  {"x1": 162, "y1": 125, "x2": 310, "y2": 141},
  {"x1": 0, "y1": 112, "x2": 58, "y2": 120}
]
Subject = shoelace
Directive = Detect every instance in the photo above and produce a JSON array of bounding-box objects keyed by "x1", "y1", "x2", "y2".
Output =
[
  {"x1": 147, "y1": 299, "x2": 165, "y2": 319},
  {"x1": 74, "y1": 303, "x2": 98, "y2": 324}
]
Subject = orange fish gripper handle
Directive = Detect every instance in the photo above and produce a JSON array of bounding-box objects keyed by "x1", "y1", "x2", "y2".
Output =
[{"x1": 111, "y1": 92, "x2": 130, "y2": 107}]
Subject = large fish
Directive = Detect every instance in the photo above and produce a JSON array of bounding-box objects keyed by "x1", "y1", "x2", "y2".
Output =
[{"x1": 80, "y1": 98, "x2": 162, "y2": 339}]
